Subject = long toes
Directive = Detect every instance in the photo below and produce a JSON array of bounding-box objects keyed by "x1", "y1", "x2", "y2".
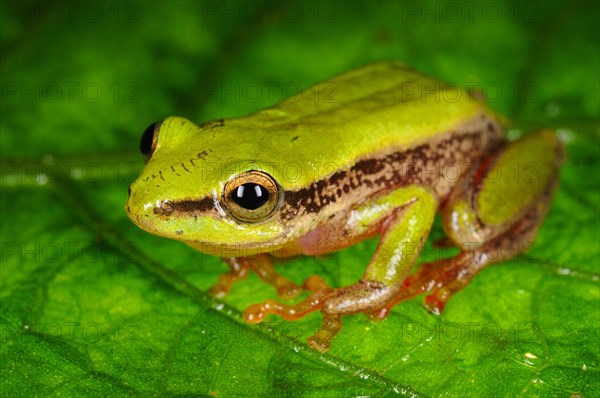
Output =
[
  {"x1": 207, "y1": 285, "x2": 228, "y2": 298},
  {"x1": 307, "y1": 313, "x2": 342, "y2": 353},
  {"x1": 307, "y1": 335, "x2": 331, "y2": 353},
  {"x1": 366, "y1": 306, "x2": 391, "y2": 321},
  {"x1": 244, "y1": 299, "x2": 297, "y2": 322},
  {"x1": 423, "y1": 287, "x2": 453, "y2": 315},
  {"x1": 303, "y1": 275, "x2": 331, "y2": 291},
  {"x1": 276, "y1": 283, "x2": 302, "y2": 299},
  {"x1": 243, "y1": 300, "x2": 274, "y2": 323}
]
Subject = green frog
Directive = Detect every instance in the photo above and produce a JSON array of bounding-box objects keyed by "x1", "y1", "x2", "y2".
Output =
[{"x1": 126, "y1": 61, "x2": 563, "y2": 352}]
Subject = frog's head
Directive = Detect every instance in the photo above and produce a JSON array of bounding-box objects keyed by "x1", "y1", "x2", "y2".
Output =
[{"x1": 126, "y1": 116, "x2": 311, "y2": 257}]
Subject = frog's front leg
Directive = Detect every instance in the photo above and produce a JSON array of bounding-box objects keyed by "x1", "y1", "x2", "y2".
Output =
[
  {"x1": 244, "y1": 186, "x2": 438, "y2": 352},
  {"x1": 209, "y1": 254, "x2": 302, "y2": 299}
]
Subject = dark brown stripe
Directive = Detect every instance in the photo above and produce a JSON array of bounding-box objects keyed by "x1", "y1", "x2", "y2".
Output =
[
  {"x1": 173, "y1": 198, "x2": 214, "y2": 212},
  {"x1": 280, "y1": 126, "x2": 503, "y2": 221},
  {"x1": 154, "y1": 197, "x2": 215, "y2": 216}
]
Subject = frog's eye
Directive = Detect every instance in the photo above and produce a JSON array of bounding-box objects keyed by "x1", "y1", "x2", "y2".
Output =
[
  {"x1": 223, "y1": 171, "x2": 281, "y2": 222},
  {"x1": 140, "y1": 121, "x2": 162, "y2": 163}
]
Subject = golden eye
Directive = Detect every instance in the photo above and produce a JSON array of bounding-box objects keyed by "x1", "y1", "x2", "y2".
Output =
[{"x1": 223, "y1": 171, "x2": 281, "y2": 222}]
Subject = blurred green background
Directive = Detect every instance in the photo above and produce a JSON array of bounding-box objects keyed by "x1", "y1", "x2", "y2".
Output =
[{"x1": 1, "y1": 1, "x2": 599, "y2": 396}]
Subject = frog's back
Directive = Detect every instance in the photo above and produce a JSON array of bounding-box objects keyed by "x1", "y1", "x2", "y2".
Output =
[{"x1": 222, "y1": 62, "x2": 504, "y2": 188}]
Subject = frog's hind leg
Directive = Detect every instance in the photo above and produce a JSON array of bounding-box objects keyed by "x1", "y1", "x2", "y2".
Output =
[
  {"x1": 209, "y1": 254, "x2": 302, "y2": 299},
  {"x1": 372, "y1": 130, "x2": 564, "y2": 318},
  {"x1": 377, "y1": 197, "x2": 553, "y2": 317}
]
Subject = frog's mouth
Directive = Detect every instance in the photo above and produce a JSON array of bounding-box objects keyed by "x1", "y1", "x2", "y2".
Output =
[
  {"x1": 126, "y1": 177, "x2": 219, "y2": 223},
  {"x1": 125, "y1": 185, "x2": 292, "y2": 253},
  {"x1": 125, "y1": 192, "x2": 214, "y2": 233}
]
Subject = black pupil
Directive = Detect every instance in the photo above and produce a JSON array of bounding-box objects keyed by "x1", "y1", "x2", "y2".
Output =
[
  {"x1": 231, "y1": 183, "x2": 269, "y2": 210},
  {"x1": 140, "y1": 122, "x2": 159, "y2": 156}
]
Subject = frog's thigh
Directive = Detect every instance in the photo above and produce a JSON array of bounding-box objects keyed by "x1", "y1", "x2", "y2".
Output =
[
  {"x1": 406, "y1": 130, "x2": 563, "y2": 313},
  {"x1": 443, "y1": 129, "x2": 563, "y2": 247},
  {"x1": 322, "y1": 186, "x2": 438, "y2": 314},
  {"x1": 374, "y1": 130, "x2": 564, "y2": 317}
]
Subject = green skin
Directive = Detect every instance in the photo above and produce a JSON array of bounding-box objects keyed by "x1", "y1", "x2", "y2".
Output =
[{"x1": 126, "y1": 62, "x2": 563, "y2": 352}]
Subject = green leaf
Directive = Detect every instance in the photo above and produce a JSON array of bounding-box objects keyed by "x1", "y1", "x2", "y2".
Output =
[{"x1": 1, "y1": 1, "x2": 598, "y2": 396}]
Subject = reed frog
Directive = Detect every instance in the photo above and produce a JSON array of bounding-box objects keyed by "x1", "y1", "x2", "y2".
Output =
[{"x1": 126, "y1": 61, "x2": 563, "y2": 352}]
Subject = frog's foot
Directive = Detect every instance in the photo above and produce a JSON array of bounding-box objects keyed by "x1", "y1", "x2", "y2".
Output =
[
  {"x1": 365, "y1": 250, "x2": 490, "y2": 320},
  {"x1": 209, "y1": 254, "x2": 302, "y2": 299},
  {"x1": 244, "y1": 279, "x2": 396, "y2": 352},
  {"x1": 243, "y1": 275, "x2": 331, "y2": 323},
  {"x1": 407, "y1": 253, "x2": 482, "y2": 315}
]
